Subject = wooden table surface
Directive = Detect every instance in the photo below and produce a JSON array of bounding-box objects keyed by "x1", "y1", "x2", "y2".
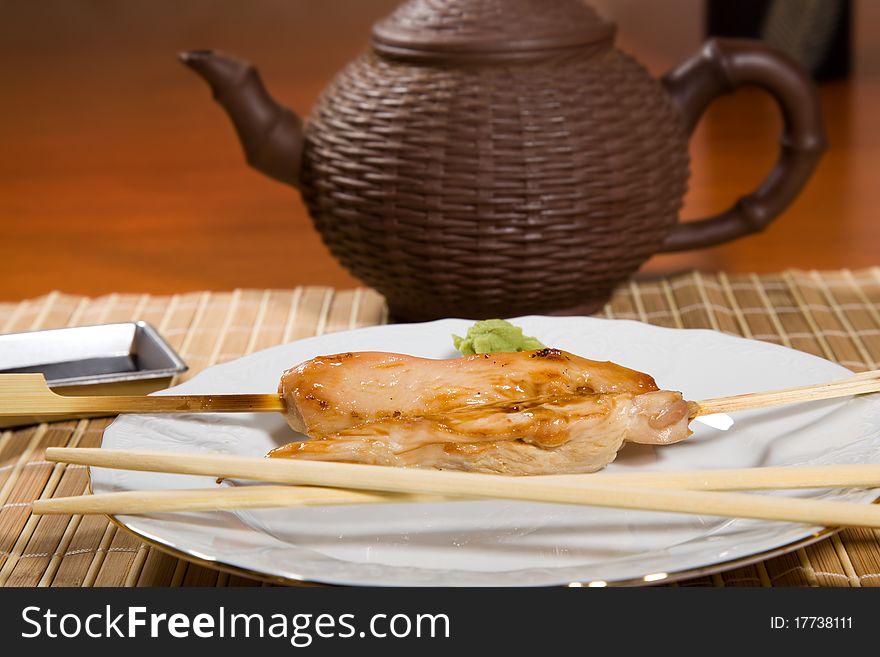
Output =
[{"x1": 1, "y1": 1, "x2": 878, "y2": 302}]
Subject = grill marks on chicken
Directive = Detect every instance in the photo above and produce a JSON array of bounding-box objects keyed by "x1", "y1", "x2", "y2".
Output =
[
  {"x1": 270, "y1": 349, "x2": 691, "y2": 475},
  {"x1": 280, "y1": 348, "x2": 656, "y2": 435}
]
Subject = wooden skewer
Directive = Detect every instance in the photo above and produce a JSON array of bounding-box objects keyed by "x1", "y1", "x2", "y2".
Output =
[
  {"x1": 32, "y1": 463, "x2": 880, "y2": 515},
  {"x1": 0, "y1": 373, "x2": 285, "y2": 416},
  {"x1": 41, "y1": 448, "x2": 880, "y2": 528},
  {"x1": 2, "y1": 368, "x2": 879, "y2": 418},
  {"x1": 691, "y1": 368, "x2": 880, "y2": 417}
]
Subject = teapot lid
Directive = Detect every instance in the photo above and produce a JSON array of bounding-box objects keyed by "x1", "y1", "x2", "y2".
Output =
[{"x1": 372, "y1": 0, "x2": 616, "y2": 62}]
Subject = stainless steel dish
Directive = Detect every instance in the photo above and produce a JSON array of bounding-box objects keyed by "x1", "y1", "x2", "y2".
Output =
[{"x1": 0, "y1": 321, "x2": 187, "y2": 427}]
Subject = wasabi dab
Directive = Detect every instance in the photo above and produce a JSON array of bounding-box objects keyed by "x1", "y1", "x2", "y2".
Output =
[{"x1": 452, "y1": 319, "x2": 545, "y2": 356}]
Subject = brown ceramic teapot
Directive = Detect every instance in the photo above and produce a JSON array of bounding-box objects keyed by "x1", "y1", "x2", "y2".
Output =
[{"x1": 181, "y1": 0, "x2": 824, "y2": 321}]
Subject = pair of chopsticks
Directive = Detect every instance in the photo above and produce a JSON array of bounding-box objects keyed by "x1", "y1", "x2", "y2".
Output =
[{"x1": 34, "y1": 448, "x2": 880, "y2": 529}]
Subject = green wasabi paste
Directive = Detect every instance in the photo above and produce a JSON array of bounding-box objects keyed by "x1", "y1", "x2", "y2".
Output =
[{"x1": 452, "y1": 319, "x2": 545, "y2": 356}]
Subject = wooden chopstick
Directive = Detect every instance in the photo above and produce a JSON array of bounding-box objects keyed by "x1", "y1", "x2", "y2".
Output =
[
  {"x1": 33, "y1": 486, "x2": 430, "y2": 515},
  {"x1": 46, "y1": 448, "x2": 880, "y2": 491},
  {"x1": 40, "y1": 448, "x2": 880, "y2": 527},
  {"x1": 549, "y1": 463, "x2": 880, "y2": 490}
]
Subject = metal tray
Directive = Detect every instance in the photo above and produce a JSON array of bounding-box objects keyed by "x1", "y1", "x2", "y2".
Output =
[{"x1": 0, "y1": 321, "x2": 187, "y2": 427}]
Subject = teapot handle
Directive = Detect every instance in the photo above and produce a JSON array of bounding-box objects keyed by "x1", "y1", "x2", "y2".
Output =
[{"x1": 659, "y1": 38, "x2": 825, "y2": 252}]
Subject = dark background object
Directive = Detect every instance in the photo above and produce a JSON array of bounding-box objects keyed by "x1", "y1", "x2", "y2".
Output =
[
  {"x1": 707, "y1": 0, "x2": 851, "y2": 80},
  {"x1": 182, "y1": 0, "x2": 825, "y2": 321},
  {"x1": 1, "y1": 0, "x2": 878, "y2": 301}
]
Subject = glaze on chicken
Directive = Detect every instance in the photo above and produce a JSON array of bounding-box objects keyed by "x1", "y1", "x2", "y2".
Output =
[{"x1": 269, "y1": 349, "x2": 691, "y2": 475}]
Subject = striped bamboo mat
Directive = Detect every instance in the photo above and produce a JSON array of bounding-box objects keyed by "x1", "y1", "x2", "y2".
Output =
[{"x1": 1, "y1": 268, "x2": 880, "y2": 587}]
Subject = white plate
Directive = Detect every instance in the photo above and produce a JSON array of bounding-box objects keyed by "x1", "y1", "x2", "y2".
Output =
[{"x1": 96, "y1": 317, "x2": 880, "y2": 586}]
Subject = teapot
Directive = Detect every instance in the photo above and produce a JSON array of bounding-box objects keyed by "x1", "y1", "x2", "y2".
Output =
[{"x1": 181, "y1": 0, "x2": 824, "y2": 321}]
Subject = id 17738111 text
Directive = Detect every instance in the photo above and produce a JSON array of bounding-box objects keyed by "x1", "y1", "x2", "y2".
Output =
[{"x1": 770, "y1": 616, "x2": 852, "y2": 629}]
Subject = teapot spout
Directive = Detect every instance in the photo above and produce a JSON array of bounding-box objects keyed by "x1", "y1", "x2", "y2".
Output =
[{"x1": 179, "y1": 49, "x2": 303, "y2": 188}]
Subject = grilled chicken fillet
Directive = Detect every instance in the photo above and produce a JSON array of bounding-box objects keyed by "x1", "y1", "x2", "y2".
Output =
[{"x1": 270, "y1": 349, "x2": 690, "y2": 475}]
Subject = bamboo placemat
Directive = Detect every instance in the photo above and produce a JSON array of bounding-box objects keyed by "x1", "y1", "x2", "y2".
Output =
[{"x1": 1, "y1": 269, "x2": 880, "y2": 587}]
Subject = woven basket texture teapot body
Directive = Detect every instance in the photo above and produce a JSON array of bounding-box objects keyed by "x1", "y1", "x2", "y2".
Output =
[{"x1": 181, "y1": 0, "x2": 825, "y2": 321}]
